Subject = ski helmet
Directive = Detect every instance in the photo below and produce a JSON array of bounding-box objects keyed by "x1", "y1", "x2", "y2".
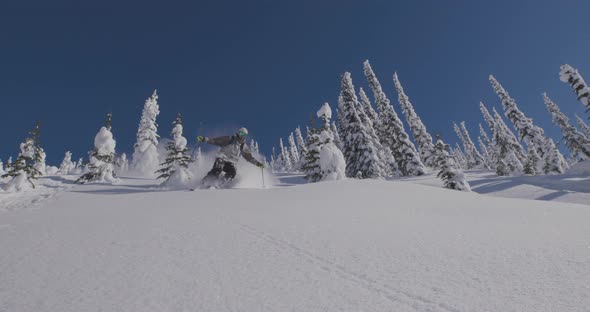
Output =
[{"x1": 237, "y1": 127, "x2": 248, "y2": 137}]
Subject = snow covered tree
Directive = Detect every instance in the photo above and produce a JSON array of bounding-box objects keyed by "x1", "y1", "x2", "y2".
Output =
[
  {"x1": 575, "y1": 114, "x2": 590, "y2": 138},
  {"x1": 1, "y1": 126, "x2": 43, "y2": 191},
  {"x1": 433, "y1": 137, "x2": 471, "y2": 191},
  {"x1": 288, "y1": 132, "x2": 300, "y2": 168},
  {"x1": 523, "y1": 147, "x2": 540, "y2": 175},
  {"x1": 456, "y1": 121, "x2": 486, "y2": 169},
  {"x1": 363, "y1": 60, "x2": 424, "y2": 176},
  {"x1": 58, "y1": 151, "x2": 75, "y2": 175},
  {"x1": 479, "y1": 123, "x2": 496, "y2": 168},
  {"x1": 477, "y1": 136, "x2": 493, "y2": 169},
  {"x1": 338, "y1": 72, "x2": 387, "y2": 179},
  {"x1": 303, "y1": 103, "x2": 346, "y2": 182},
  {"x1": 279, "y1": 138, "x2": 292, "y2": 172},
  {"x1": 393, "y1": 72, "x2": 436, "y2": 168},
  {"x1": 294, "y1": 126, "x2": 307, "y2": 158},
  {"x1": 156, "y1": 113, "x2": 193, "y2": 186},
  {"x1": 358, "y1": 87, "x2": 378, "y2": 126},
  {"x1": 452, "y1": 143, "x2": 468, "y2": 169},
  {"x1": 117, "y1": 153, "x2": 129, "y2": 174},
  {"x1": 330, "y1": 122, "x2": 343, "y2": 151},
  {"x1": 493, "y1": 111, "x2": 524, "y2": 176},
  {"x1": 0, "y1": 159, "x2": 4, "y2": 176},
  {"x1": 559, "y1": 64, "x2": 590, "y2": 114},
  {"x1": 131, "y1": 89, "x2": 160, "y2": 177},
  {"x1": 490, "y1": 75, "x2": 567, "y2": 174},
  {"x1": 249, "y1": 139, "x2": 260, "y2": 156},
  {"x1": 76, "y1": 113, "x2": 118, "y2": 184},
  {"x1": 542, "y1": 137, "x2": 566, "y2": 175},
  {"x1": 544, "y1": 93, "x2": 590, "y2": 161},
  {"x1": 491, "y1": 107, "x2": 528, "y2": 162}
]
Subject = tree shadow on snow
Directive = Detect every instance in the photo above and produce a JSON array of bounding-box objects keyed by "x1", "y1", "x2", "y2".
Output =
[{"x1": 469, "y1": 174, "x2": 590, "y2": 195}]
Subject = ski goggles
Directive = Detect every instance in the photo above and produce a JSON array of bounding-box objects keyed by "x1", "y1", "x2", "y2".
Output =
[{"x1": 238, "y1": 130, "x2": 248, "y2": 137}]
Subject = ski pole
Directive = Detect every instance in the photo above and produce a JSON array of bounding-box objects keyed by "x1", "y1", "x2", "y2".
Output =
[{"x1": 261, "y1": 167, "x2": 266, "y2": 188}]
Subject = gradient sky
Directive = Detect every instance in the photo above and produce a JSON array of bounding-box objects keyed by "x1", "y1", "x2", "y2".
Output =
[{"x1": 2, "y1": 0, "x2": 590, "y2": 165}]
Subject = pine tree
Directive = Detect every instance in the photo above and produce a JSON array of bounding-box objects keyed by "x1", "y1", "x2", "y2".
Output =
[
  {"x1": 131, "y1": 89, "x2": 160, "y2": 177},
  {"x1": 433, "y1": 137, "x2": 471, "y2": 191},
  {"x1": 452, "y1": 143, "x2": 468, "y2": 169},
  {"x1": 492, "y1": 107, "x2": 528, "y2": 162},
  {"x1": 559, "y1": 64, "x2": 590, "y2": 114},
  {"x1": 542, "y1": 138, "x2": 566, "y2": 175},
  {"x1": 490, "y1": 75, "x2": 567, "y2": 174},
  {"x1": 58, "y1": 151, "x2": 75, "y2": 175},
  {"x1": 1, "y1": 125, "x2": 43, "y2": 191},
  {"x1": 0, "y1": 159, "x2": 4, "y2": 176},
  {"x1": 575, "y1": 114, "x2": 590, "y2": 138},
  {"x1": 117, "y1": 153, "x2": 129, "y2": 173},
  {"x1": 156, "y1": 113, "x2": 193, "y2": 185},
  {"x1": 477, "y1": 136, "x2": 493, "y2": 169},
  {"x1": 493, "y1": 111, "x2": 524, "y2": 176},
  {"x1": 338, "y1": 73, "x2": 387, "y2": 179},
  {"x1": 393, "y1": 72, "x2": 436, "y2": 168},
  {"x1": 330, "y1": 122, "x2": 343, "y2": 151},
  {"x1": 76, "y1": 113, "x2": 118, "y2": 184},
  {"x1": 303, "y1": 103, "x2": 346, "y2": 182},
  {"x1": 456, "y1": 121, "x2": 486, "y2": 169},
  {"x1": 363, "y1": 60, "x2": 424, "y2": 176},
  {"x1": 288, "y1": 132, "x2": 300, "y2": 168},
  {"x1": 544, "y1": 93, "x2": 590, "y2": 161},
  {"x1": 479, "y1": 123, "x2": 496, "y2": 168},
  {"x1": 279, "y1": 138, "x2": 292, "y2": 172},
  {"x1": 27, "y1": 121, "x2": 46, "y2": 176},
  {"x1": 294, "y1": 126, "x2": 307, "y2": 159},
  {"x1": 358, "y1": 87, "x2": 379, "y2": 126},
  {"x1": 523, "y1": 147, "x2": 540, "y2": 175}
]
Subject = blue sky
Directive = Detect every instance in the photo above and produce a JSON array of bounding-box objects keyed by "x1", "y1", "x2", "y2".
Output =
[{"x1": 1, "y1": 1, "x2": 590, "y2": 165}]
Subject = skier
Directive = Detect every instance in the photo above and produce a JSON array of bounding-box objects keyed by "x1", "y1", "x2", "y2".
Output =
[{"x1": 197, "y1": 127, "x2": 264, "y2": 187}]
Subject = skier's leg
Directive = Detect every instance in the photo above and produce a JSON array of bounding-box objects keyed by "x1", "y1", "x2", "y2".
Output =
[
  {"x1": 202, "y1": 159, "x2": 224, "y2": 185},
  {"x1": 222, "y1": 161, "x2": 237, "y2": 180}
]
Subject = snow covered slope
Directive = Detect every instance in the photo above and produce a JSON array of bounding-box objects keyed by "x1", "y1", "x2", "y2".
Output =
[{"x1": 1, "y1": 176, "x2": 589, "y2": 311}]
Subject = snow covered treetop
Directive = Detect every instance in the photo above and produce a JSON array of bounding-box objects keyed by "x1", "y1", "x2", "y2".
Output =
[
  {"x1": 559, "y1": 64, "x2": 577, "y2": 83},
  {"x1": 317, "y1": 102, "x2": 332, "y2": 119}
]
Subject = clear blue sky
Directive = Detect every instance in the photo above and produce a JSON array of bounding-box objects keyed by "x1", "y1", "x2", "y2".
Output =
[{"x1": 2, "y1": 0, "x2": 590, "y2": 165}]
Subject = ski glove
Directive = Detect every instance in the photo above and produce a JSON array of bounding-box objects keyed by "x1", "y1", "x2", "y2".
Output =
[
  {"x1": 196, "y1": 136, "x2": 206, "y2": 143},
  {"x1": 257, "y1": 162, "x2": 265, "y2": 169}
]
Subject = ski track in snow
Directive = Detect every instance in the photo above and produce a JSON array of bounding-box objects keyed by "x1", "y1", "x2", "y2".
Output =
[{"x1": 240, "y1": 224, "x2": 459, "y2": 312}]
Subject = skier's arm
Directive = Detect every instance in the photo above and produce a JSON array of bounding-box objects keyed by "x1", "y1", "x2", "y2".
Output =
[
  {"x1": 241, "y1": 144, "x2": 263, "y2": 167},
  {"x1": 202, "y1": 136, "x2": 232, "y2": 147}
]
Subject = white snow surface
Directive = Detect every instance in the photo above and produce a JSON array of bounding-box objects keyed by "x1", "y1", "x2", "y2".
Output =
[{"x1": 1, "y1": 171, "x2": 589, "y2": 312}]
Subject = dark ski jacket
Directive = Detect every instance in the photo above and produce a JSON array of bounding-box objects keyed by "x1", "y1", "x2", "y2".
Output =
[{"x1": 203, "y1": 135, "x2": 261, "y2": 166}]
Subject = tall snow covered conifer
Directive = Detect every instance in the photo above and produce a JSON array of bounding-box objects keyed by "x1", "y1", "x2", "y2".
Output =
[
  {"x1": 1, "y1": 125, "x2": 44, "y2": 191},
  {"x1": 393, "y1": 72, "x2": 436, "y2": 168},
  {"x1": 363, "y1": 60, "x2": 424, "y2": 176},
  {"x1": 544, "y1": 93, "x2": 590, "y2": 161},
  {"x1": 131, "y1": 89, "x2": 160, "y2": 177},
  {"x1": 492, "y1": 111, "x2": 524, "y2": 176},
  {"x1": 459, "y1": 121, "x2": 486, "y2": 168},
  {"x1": 338, "y1": 72, "x2": 387, "y2": 179},
  {"x1": 559, "y1": 64, "x2": 590, "y2": 114},
  {"x1": 490, "y1": 75, "x2": 567, "y2": 174},
  {"x1": 288, "y1": 132, "x2": 300, "y2": 168},
  {"x1": 156, "y1": 114, "x2": 193, "y2": 186}
]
